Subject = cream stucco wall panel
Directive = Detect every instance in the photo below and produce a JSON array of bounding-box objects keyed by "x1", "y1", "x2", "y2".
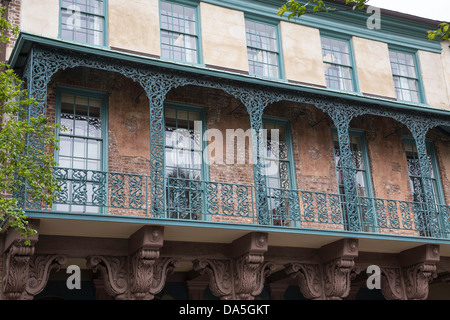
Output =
[
  {"x1": 200, "y1": 2, "x2": 249, "y2": 72},
  {"x1": 418, "y1": 50, "x2": 450, "y2": 110},
  {"x1": 439, "y1": 43, "x2": 450, "y2": 109},
  {"x1": 20, "y1": 0, "x2": 59, "y2": 38},
  {"x1": 352, "y1": 37, "x2": 396, "y2": 99},
  {"x1": 280, "y1": 21, "x2": 326, "y2": 87},
  {"x1": 109, "y1": 0, "x2": 160, "y2": 56}
]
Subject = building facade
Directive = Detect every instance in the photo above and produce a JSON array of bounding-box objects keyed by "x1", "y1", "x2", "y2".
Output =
[{"x1": 1, "y1": 0, "x2": 450, "y2": 300}]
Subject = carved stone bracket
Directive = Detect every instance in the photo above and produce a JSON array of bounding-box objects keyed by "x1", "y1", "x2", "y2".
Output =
[
  {"x1": 232, "y1": 252, "x2": 274, "y2": 300},
  {"x1": 193, "y1": 259, "x2": 233, "y2": 299},
  {"x1": 380, "y1": 244, "x2": 440, "y2": 300},
  {"x1": 194, "y1": 232, "x2": 274, "y2": 300},
  {"x1": 25, "y1": 255, "x2": 67, "y2": 299},
  {"x1": 3, "y1": 242, "x2": 36, "y2": 300},
  {"x1": 86, "y1": 226, "x2": 178, "y2": 300},
  {"x1": 285, "y1": 263, "x2": 322, "y2": 299},
  {"x1": 319, "y1": 238, "x2": 359, "y2": 300}
]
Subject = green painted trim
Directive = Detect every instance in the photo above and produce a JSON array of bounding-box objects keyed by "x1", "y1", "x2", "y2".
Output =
[
  {"x1": 23, "y1": 210, "x2": 450, "y2": 244},
  {"x1": 320, "y1": 32, "x2": 361, "y2": 94},
  {"x1": 388, "y1": 45, "x2": 427, "y2": 105},
  {"x1": 163, "y1": 101, "x2": 210, "y2": 221},
  {"x1": 58, "y1": 0, "x2": 109, "y2": 48},
  {"x1": 243, "y1": 15, "x2": 286, "y2": 80},
  {"x1": 331, "y1": 127, "x2": 377, "y2": 231},
  {"x1": 263, "y1": 116, "x2": 298, "y2": 226},
  {"x1": 198, "y1": 0, "x2": 442, "y2": 54},
  {"x1": 158, "y1": 0, "x2": 204, "y2": 66},
  {"x1": 54, "y1": 85, "x2": 109, "y2": 214},
  {"x1": 262, "y1": 116, "x2": 297, "y2": 190},
  {"x1": 402, "y1": 137, "x2": 446, "y2": 206},
  {"x1": 54, "y1": 85, "x2": 109, "y2": 171},
  {"x1": 9, "y1": 33, "x2": 450, "y2": 119}
]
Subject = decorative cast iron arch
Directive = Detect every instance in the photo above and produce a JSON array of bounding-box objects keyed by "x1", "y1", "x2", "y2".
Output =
[{"x1": 22, "y1": 44, "x2": 450, "y2": 233}]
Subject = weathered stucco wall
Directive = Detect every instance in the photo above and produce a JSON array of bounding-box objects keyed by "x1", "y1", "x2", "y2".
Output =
[
  {"x1": 442, "y1": 42, "x2": 450, "y2": 109},
  {"x1": 280, "y1": 21, "x2": 326, "y2": 87},
  {"x1": 199, "y1": 2, "x2": 248, "y2": 73},
  {"x1": 418, "y1": 49, "x2": 450, "y2": 110},
  {"x1": 19, "y1": 0, "x2": 58, "y2": 38},
  {"x1": 108, "y1": 0, "x2": 160, "y2": 56},
  {"x1": 352, "y1": 37, "x2": 396, "y2": 99}
]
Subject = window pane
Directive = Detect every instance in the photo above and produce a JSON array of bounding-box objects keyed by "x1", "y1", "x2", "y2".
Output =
[
  {"x1": 321, "y1": 36, "x2": 354, "y2": 92},
  {"x1": 389, "y1": 49, "x2": 421, "y2": 103},
  {"x1": 160, "y1": 1, "x2": 198, "y2": 63},
  {"x1": 245, "y1": 20, "x2": 280, "y2": 79}
]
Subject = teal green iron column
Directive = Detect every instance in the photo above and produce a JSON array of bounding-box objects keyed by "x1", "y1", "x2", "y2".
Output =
[
  {"x1": 409, "y1": 122, "x2": 441, "y2": 237},
  {"x1": 326, "y1": 106, "x2": 362, "y2": 232}
]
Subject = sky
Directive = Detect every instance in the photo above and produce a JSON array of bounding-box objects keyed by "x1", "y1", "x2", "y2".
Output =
[{"x1": 366, "y1": 0, "x2": 450, "y2": 21}]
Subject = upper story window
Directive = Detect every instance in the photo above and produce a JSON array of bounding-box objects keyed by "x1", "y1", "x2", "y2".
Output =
[
  {"x1": 321, "y1": 36, "x2": 356, "y2": 92},
  {"x1": 389, "y1": 50, "x2": 423, "y2": 103},
  {"x1": 245, "y1": 19, "x2": 282, "y2": 79},
  {"x1": 60, "y1": 0, "x2": 106, "y2": 46},
  {"x1": 160, "y1": 1, "x2": 200, "y2": 64}
]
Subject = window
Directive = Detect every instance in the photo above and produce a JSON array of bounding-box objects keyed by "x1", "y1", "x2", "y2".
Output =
[
  {"x1": 321, "y1": 36, "x2": 356, "y2": 92},
  {"x1": 403, "y1": 139, "x2": 444, "y2": 237},
  {"x1": 245, "y1": 19, "x2": 281, "y2": 79},
  {"x1": 165, "y1": 105, "x2": 205, "y2": 219},
  {"x1": 60, "y1": 0, "x2": 106, "y2": 46},
  {"x1": 389, "y1": 50, "x2": 423, "y2": 103},
  {"x1": 332, "y1": 130, "x2": 373, "y2": 230},
  {"x1": 160, "y1": 1, "x2": 200, "y2": 64},
  {"x1": 403, "y1": 139, "x2": 443, "y2": 204},
  {"x1": 263, "y1": 119, "x2": 296, "y2": 225},
  {"x1": 55, "y1": 88, "x2": 108, "y2": 213}
]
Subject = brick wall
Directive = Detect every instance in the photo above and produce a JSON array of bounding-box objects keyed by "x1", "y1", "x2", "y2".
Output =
[{"x1": 44, "y1": 67, "x2": 450, "y2": 233}]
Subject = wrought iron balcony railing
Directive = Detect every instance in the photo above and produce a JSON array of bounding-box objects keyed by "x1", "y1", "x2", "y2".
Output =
[{"x1": 26, "y1": 167, "x2": 450, "y2": 239}]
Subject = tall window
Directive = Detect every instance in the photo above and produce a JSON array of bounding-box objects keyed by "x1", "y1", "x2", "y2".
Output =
[
  {"x1": 263, "y1": 120, "x2": 295, "y2": 225},
  {"x1": 55, "y1": 89, "x2": 107, "y2": 213},
  {"x1": 321, "y1": 36, "x2": 355, "y2": 92},
  {"x1": 403, "y1": 139, "x2": 444, "y2": 236},
  {"x1": 165, "y1": 105, "x2": 205, "y2": 219},
  {"x1": 60, "y1": 0, "x2": 106, "y2": 46},
  {"x1": 160, "y1": 1, "x2": 199, "y2": 64},
  {"x1": 332, "y1": 130, "x2": 373, "y2": 230},
  {"x1": 403, "y1": 140, "x2": 442, "y2": 204},
  {"x1": 245, "y1": 19, "x2": 281, "y2": 79},
  {"x1": 389, "y1": 50, "x2": 422, "y2": 103}
]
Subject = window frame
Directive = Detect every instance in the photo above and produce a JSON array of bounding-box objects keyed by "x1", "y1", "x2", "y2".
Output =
[
  {"x1": 388, "y1": 46, "x2": 426, "y2": 104},
  {"x1": 59, "y1": 0, "x2": 108, "y2": 47},
  {"x1": 244, "y1": 15, "x2": 285, "y2": 80},
  {"x1": 163, "y1": 102, "x2": 209, "y2": 221},
  {"x1": 320, "y1": 32, "x2": 359, "y2": 93},
  {"x1": 158, "y1": 0, "x2": 203, "y2": 65},
  {"x1": 54, "y1": 85, "x2": 109, "y2": 213},
  {"x1": 331, "y1": 128, "x2": 375, "y2": 231},
  {"x1": 402, "y1": 137, "x2": 444, "y2": 205},
  {"x1": 262, "y1": 117, "x2": 297, "y2": 226}
]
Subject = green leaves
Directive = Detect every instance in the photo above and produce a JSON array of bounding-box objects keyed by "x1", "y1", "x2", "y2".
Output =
[
  {"x1": 428, "y1": 22, "x2": 450, "y2": 41},
  {"x1": 0, "y1": 9, "x2": 60, "y2": 244},
  {"x1": 278, "y1": 1, "x2": 448, "y2": 42},
  {"x1": 278, "y1": 0, "x2": 367, "y2": 19}
]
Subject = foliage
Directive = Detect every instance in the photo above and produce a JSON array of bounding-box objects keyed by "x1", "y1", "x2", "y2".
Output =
[
  {"x1": 278, "y1": 0, "x2": 449, "y2": 42},
  {"x1": 428, "y1": 22, "x2": 450, "y2": 41},
  {"x1": 278, "y1": 0, "x2": 367, "y2": 19},
  {"x1": 0, "y1": 6, "x2": 61, "y2": 244}
]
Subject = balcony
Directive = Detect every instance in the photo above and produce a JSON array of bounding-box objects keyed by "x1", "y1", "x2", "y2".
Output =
[{"x1": 22, "y1": 167, "x2": 450, "y2": 240}]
